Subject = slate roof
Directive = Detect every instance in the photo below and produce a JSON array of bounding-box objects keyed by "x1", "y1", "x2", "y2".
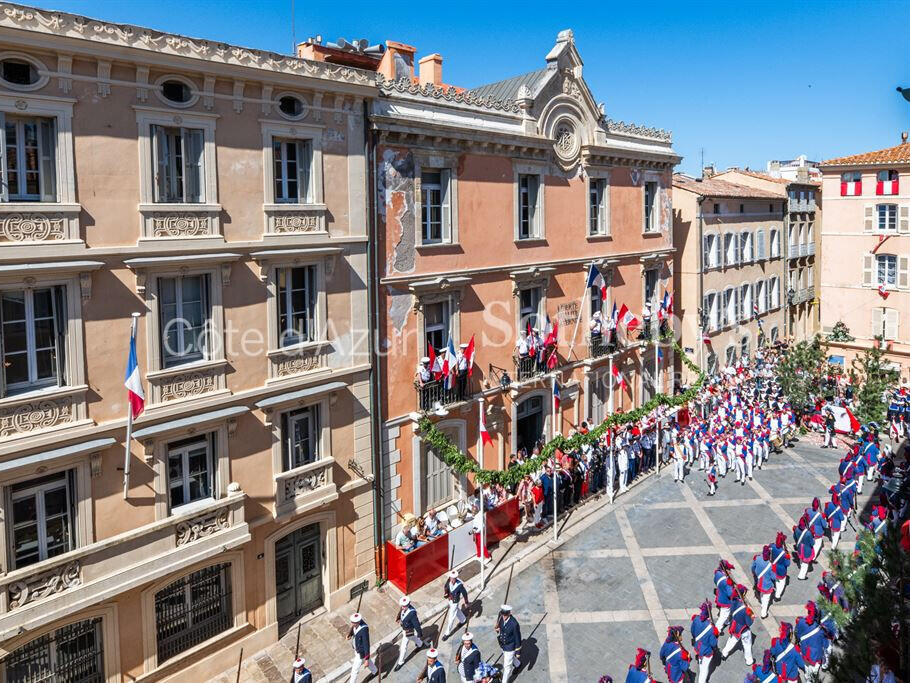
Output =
[{"x1": 467, "y1": 68, "x2": 550, "y2": 102}]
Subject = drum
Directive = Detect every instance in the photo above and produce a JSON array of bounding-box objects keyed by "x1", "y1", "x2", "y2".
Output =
[{"x1": 771, "y1": 434, "x2": 783, "y2": 449}]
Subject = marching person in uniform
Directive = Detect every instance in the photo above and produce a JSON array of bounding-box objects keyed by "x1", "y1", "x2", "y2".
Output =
[
  {"x1": 394, "y1": 596, "x2": 424, "y2": 670},
  {"x1": 690, "y1": 601, "x2": 719, "y2": 683},
  {"x1": 454, "y1": 632, "x2": 481, "y2": 683},
  {"x1": 442, "y1": 570, "x2": 469, "y2": 640},
  {"x1": 714, "y1": 560, "x2": 736, "y2": 631},
  {"x1": 625, "y1": 648, "x2": 656, "y2": 683},
  {"x1": 825, "y1": 491, "x2": 846, "y2": 550},
  {"x1": 770, "y1": 622, "x2": 805, "y2": 682},
  {"x1": 672, "y1": 436, "x2": 686, "y2": 482},
  {"x1": 417, "y1": 648, "x2": 446, "y2": 683},
  {"x1": 751, "y1": 545, "x2": 776, "y2": 618},
  {"x1": 793, "y1": 515, "x2": 815, "y2": 580},
  {"x1": 495, "y1": 605, "x2": 522, "y2": 683},
  {"x1": 720, "y1": 584, "x2": 754, "y2": 666},
  {"x1": 770, "y1": 531, "x2": 791, "y2": 602},
  {"x1": 347, "y1": 613, "x2": 377, "y2": 683},
  {"x1": 752, "y1": 650, "x2": 777, "y2": 683},
  {"x1": 795, "y1": 601, "x2": 828, "y2": 677},
  {"x1": 290, "y1": 657, "x2": 311, "y2": 683},
  {"x1": 658, "y1": 626, "x2": 691, "y2": 683},
  {"x1": 805, "y1": 497, "x2": 828, "y2": 560},
  {"x1": 822, "y1": 408, "x2": 836, "y2": 448}
]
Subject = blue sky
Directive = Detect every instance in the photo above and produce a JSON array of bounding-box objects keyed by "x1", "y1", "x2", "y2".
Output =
[{"x1": 43, "y1": 0, "x2": 910, "y2": 174}]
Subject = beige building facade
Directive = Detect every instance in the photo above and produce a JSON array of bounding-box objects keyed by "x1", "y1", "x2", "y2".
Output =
[
  {"x1": 819, "y1": 141, "x2": 910, "y2": 381},
  {"x1": 673, "y1": 175, "x2": 787, "y2": 381},
  {"x1": 0, "y1": 5, "x2": 378, "y2": 682}
]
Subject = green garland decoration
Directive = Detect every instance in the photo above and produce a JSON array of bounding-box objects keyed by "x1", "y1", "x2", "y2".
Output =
[{"x1": 419, "y1": 336, "x2": 707, "y2": 487}]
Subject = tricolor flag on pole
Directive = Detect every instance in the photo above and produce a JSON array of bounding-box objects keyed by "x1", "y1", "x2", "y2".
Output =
[
  {"x1": 123, "y1": 313, "x2": 143, "y2": 499},
  {"x1": 608, "y1": 302, "x2": 618, "y2": 330},
  {"x1": 586, "y1": 264, "x2": 607, "y2": 301},
  {"x1": 658, "y1": 290, "x2": 671, "y2": 321},
  {"x1": 464, "y1": 334, "x2": 476, "y2": 377},
  {"x1": 617, "y1": 303, "x2": 640, "y2": 332},
  {"x1": 553, "y1": 380, "x2": 561, "y2": 413},
  {"x1": 611, "y1": 362, "x2": 627, "y2": 390},
  {"x1": 479, "y1": 402, "x2": 493, "y2": 447},
  {"x1": 442, "y1": 338, "x2": 458, "y2": 390}
]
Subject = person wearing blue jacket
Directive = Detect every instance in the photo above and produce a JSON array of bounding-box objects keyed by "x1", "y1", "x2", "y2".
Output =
[
  {"x1": 346, "y1": 613, "x2": 377, "y2": 683},
  {"x1": 751, "y1": 649, "x2": 778, "y2": 683},
  {"x1": 290, "y1": 657, "x2": 311, "y2": 683},
  {"x1": 770, "y1": 622, "x2": 804, "y2": 682},
  {"x1": 805, "y1": 498, "x2": 828, "y2": 559},
  {"x1": 793, "y1": 515, "x2": 815, "y2": 581},
  {"x1": 720, "y1": 585, "x2": 754, "y2": 667},
  {"x1": 394, "y1": 596, "x2": 424, "y2": 670},
  {"x1": 495, "y1": 605, "x2": 522, "y2": 683},
  {"x1": 690, "y1": 601, "x2": 719, "y2": 683},
  {"x1": 658, "y1": 626, "x2": 691, "y2": 683},
  {"x1": 824, "y1": 492, "x2": 846, "y2": 550},
  {"x1": 714, "y1": 560, "x2": 736, "y2": 631},
  {"x1": 454, "y1": 632, "x2": 481, "y2": 683},
  {"x1": 795, "y1": 602, "x2": 828, "y2": 677},
  {"x1": 770, "y1": 531, "x2": 791, "y2": 601},
  {"x1": 625, "y1": 648, "x2": 656, "y2": 683},
  {"x1": 752, "y1": 545, "x2": 776, "y2": 618}
]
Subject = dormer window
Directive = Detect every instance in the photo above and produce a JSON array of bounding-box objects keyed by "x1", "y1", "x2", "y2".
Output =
[
  {"x1": 876, "y1": 169, "x2": 899, "y2": 196},
  {"x1": 155, "y1": 76, "x2": 199, "y2": 109}
]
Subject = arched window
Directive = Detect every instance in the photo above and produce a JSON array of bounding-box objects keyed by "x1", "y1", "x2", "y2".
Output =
[{"x1": 4, "y1": 618, "x2": 104, "y2": 680}]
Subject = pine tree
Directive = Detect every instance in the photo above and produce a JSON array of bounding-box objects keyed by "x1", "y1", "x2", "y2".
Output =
[
  {"x1": 851, "y1": 337, "x2": 900, "y2": 425},
  {"x1": 774, "y1": 335, "x2": 827, "y2": 414},
  {"x1": 821, "y1": 528, "x2": 909, "y2": 680}
]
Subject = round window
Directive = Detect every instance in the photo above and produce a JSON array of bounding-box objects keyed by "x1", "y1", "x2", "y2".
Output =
[
  {"x1": 279, "y1": 95, "x2": 303, "y2": 117},
  {"x1": 161, "y1": 79, "x2": 192, "y2": 104},
  {"x1": 1, "y1": 59, "x2": 38, "y2": 87}
]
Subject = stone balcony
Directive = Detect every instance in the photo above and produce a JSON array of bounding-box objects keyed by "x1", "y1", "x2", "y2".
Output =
[
  {"x1": 0, "y1": 488, "x2": 249, "y2": 641},
  {"x1": 274, "y1": 458, "x2": 337, "y2": 518}
]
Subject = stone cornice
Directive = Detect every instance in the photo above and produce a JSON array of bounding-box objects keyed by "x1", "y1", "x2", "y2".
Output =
[{"x1": 0, "y1": 2, "x2": 378, "y2": 89}]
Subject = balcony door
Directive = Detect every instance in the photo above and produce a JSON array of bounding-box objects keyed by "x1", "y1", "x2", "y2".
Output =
[
  {"x1": 516, "y1": 395, "x2": 545, "y2": 453},
  {"x1": 275, "y1": 523, "x2": 323, "y2": 634}
]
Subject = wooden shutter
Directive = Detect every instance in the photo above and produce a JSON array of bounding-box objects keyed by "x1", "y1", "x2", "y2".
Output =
[
  {"x1": 900, "y1": 205, "x2": 910, "y2": 233},
  {"x1": 38, "y1": 118, "x2": 56, "y2": 202},
  {"x1": 528, "y1": 175, "x2": 540, "y2": 237},
  {"x1": 899, "y1": 255, "x2": 910, "y2": 290},
  {"x1": 184, "y1": 128, "x2": 204, "y2": 203},
  {"x1": 862, "y1": 254, "x2": 874, "y2": 287},
  {"x1": 152, "y1": 125, "x2": 168, "y2": 202},
  {"x1": 885, "y1": 308, "x2": 899, "y2": 341},
  {"x1": 53, "y1": 285, "x2": 67, "y2": 387},
  {"x1": 864, "y1": 205, "x2": 874, "y2": 232},
  {"x1": 871, "y1": 307, "x2": 883, "y2": 339},
  {"x1": 0, "y1": 112, "x2": 7, "y2": 202},
  {"x1": 298, "y1": 140, "x2": 313, "y2": 204},
  {"x1": 440, "y1": 168, "x2": 452, "y2": 242},
  {"x1": 757, "y1": 230, "x2": 765, "y2": 259}
]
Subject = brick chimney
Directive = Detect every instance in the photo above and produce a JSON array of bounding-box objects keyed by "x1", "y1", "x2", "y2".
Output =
[
  {"x1": 378, "y1": 41, "x2": 417, "y2": 80},
  {"x1": 418, "y1": 54, "x2": 443, "y2": 87}
]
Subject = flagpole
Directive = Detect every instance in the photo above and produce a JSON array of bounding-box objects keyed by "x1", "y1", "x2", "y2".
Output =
[
  {"x1": 123, "y1": 312, "x2": 140, "y2": 500},
  {"x1": 552, "y1": 373, "x2": 559, "y2": 543},
  {"x1": 567, "y1": 262, "x2": 595, "y2": 360},
  {"x1": 477, "y1": 397, "x2": 486, "y2": 588}
]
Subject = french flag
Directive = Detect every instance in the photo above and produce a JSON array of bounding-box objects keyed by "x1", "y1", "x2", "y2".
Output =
[
  {"x1": 464, "y1": 334, "x2": 476, "y2": 377},
  {"x1": 442, "y1": 339, "x2": 458, "y2": 389},
  {"x1": 586, "y1": 264, "x2": 607, "y2": 301},
  {"x1": 124, "y1": 328, "x2": 145, "y2": 419},
  {"x1": 617, "y1": 303, "x2": 639, "y2": 332},
  {"x1": 553, "y1": 380, "x2": 561, "y2": 412},
  {"x1": 608, "y1": 302, "x2": 618, "y2": 329},
  {"x1": 658, "y1": 290, "x2": 671, "y2": 321}
]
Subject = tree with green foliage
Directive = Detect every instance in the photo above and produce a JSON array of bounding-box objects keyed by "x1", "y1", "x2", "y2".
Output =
[
  {"x1": 821, "y1": 527, "x2": 909, "y2": 681},
  {"x1": 826, "y1": 321, "x2": 855, "y2": 343},
  {"x1": 850, "y1": 337, "x2": 900, "y2": 425},
  {"x1": 775, "y1": 335, "x2": 827, "y2": 413}
]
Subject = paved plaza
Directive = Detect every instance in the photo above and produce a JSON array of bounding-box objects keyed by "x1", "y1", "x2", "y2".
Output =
[{"x1": 212, "y1": 434, "x2": 881, "y2": 682}]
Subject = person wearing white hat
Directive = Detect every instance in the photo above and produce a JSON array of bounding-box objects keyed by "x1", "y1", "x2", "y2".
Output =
[
  {"x1": 456, "y1": 343, "x2": 469, "y2": 400},
  {"x1": 416, "y1": 357, "x2": 432, "y2": 410},
  {"x1": 290, "y1": 656, "x2": 311, "y2": 683},
  {"x1": 394, "y1": 595, "x2": 424, "y2": 670},
  {"x1": 420, "y1": 647, "x2": 446, "y2": 682},
  {"x1": 494, "y1": 605, "x2": 522, "y2": 683},
  {"x1": 454, "y1": 632, "x2": 481, "y2": 683},
  {"x1": 442, "y1": 569, "x2": 470, "y2": 639},
  {"x1": 346, "y1": 613, "x2": 377, "y2": 683}
]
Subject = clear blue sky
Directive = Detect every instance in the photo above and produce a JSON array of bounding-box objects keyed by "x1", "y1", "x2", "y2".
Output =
[{"x1": 43, "y1": 0, "x2": 910, "y2": 174}]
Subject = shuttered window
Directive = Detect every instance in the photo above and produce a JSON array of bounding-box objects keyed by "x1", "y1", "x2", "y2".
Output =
[
  {"x1": 1, "y1": 115, "x2": 57, "y2": 202},
  {"x1": 422, "y1": 429, "x2": 456, "y2": 512},
  {"x1": 273, "y1": 138, "x2": 313, "y2": 204},
  {"x1": 0, "y1": 285, "x2": 66, "y2": 397},
  {"x1": 152, "y1": 125, "x2": 204, "y2": 203}
]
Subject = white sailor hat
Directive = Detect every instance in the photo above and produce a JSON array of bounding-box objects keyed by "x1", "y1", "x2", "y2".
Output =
[
  {"x1": 501, "y1": 604, "x2": 512, "y2": 612},
  {"x1": 350, "y1": 612, "x2": 362, "y2": 623},
  {"x1": 399, "y1": 596, "x2": 411, "y2": 606},
  {"x1": 448, "y1": 570, "x2": 459, "y2": 579},
  {"x1": 293, "y1": 657, "x2": 306, "y2": 668},
  {"x1": 459, "y1": 343, "x2": 468, "y2": 349},
  {"x1": 462, "y1": 632, "x2": 474, "y2": 641},
  {"x1": 421, "y1": 356, "x2": 430, "y2": 363},
  {"x1": 427, "y1": 648, "x2": 439, "y2": 659},
  {"x1": 532, "y1": 327, "x2": 540, "y2": 333}
]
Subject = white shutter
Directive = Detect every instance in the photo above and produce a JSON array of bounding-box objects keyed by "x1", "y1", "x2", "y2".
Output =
[
  {"x1": 528, "y1": 175, "x2": 540, "y2": 237},
  {"x1": 862, "y1": 254, "x2": 874, "y2": 287},
  {"x1": 871, "y1": 307, "x2": 883, "y2": 339},
  {"x1": 152, "y1": 125, "x2": 168, "y2": 202},
  {"x1": 900, "y1": 205, "x2": 910, "y2": 234},
  {"x1": 184, "y1": 128, "x2": 204, "y2": 203},
  {"x1": 440, "y1": 168, "x2": 452, "y2": 242},
  {"x1": 864, "y1": 205, "x2": 874, "y2": 232},
  {"x1": 885, "y1": 308, "x2": 899, "y2": 341},
  {"x1": 899, "y1": 255, "x2": 910, "y2": 290},
  {"x1": 757, "y1": 230, "x2": 766, "y2": 259},
  {"x1": 38, "y1": 118, "x2": 56, "y2": 202},
  {"x1": 0, "y1": 112, "x2": 7, "y2": 202},
  {"x1": 298, "y1": 140, "x2": 313, "y2": 204}
]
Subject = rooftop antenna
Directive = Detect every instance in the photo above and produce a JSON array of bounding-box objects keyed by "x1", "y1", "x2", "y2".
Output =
[
  {"x1": 700, "y1": 147, "x2": 705, "y2": 178},
  {"x1": 291, "y1": 0, "x2": 296, "y2": 54}
]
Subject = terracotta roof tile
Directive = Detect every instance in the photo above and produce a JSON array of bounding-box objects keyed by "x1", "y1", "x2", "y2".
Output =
[
  {"x1": 671, "y1": 174, "x2": 785, "y2": 199},
  {"x1": 820, "y1": 143, "x2": 910, "y2": 167},
  {"x1": 718, "y1": 168, "x2": 820, "y2": 189}
]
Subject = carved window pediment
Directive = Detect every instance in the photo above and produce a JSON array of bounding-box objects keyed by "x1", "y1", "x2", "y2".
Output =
[
  {"x1": 509, "y1": 266, "x2": 554, "y2": 298},
  {"x1": 409, "y1": 276, "x2": 471, "y2": 312}
]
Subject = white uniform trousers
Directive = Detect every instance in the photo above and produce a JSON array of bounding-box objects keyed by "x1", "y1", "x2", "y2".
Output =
[
  {"x1": 348, "y1": 655, "x2": 377, "y2": 683},
  {"x1": 759, "y1": 591, "x2": 772, "y2": 618},
  {"x1": 806, "y1": 662, "x2": 821, "y2": 676},
  {"x1": 502, "y1": 649, "x2": 520, "y2": 683},
  {"x1": 708, "y1": 479, "x2": 716, "y2": 495},
  {"x1": 856, "y1": 477, "x2": 864, "y2": 495},
  {"x1": 831, "y1": 529, "x2": 841, "y2": 550},
  {"x1": 715, "y1": 607, "x2": 731, "y2": 632},
  {"x1": 674, "y1": 458, "x2": 685, "y2": 481},
  {"x1": 734, "y1": 458, "x2": 746, "y2": 482},
  {"x1": 774, "y1": 576, "x2": 786, "y2": 599},
  {"x1": 721, "y1": 628, "x2": 753, "y2": 666},
  {"x1": 396, "y1": 632, "x2": 423, "y2": 666},
  {"x1": 745, "y1": 453, "x2": 753, "y2": 479},
  {"x1": 697, "y1": 654, "x2": 712, "y2": 683},
  {"x1": 618, "y1": 468, "x2": 629, "y2": 492},
  {"x1": 445, "y1": 600, "x2": 466, "y2": 636},
  {"x1": 823, "y1": 429, "x2": 835, "y2": 447},
  {"x1": 798, "y1": 558, "x2": 811, "y2": 580},
  {"x1": 867, "y1": 465, "x2": 877, "y2": 481},
  {"x1": 813, "y1": 536, "x2": 823, "y2": 559}
]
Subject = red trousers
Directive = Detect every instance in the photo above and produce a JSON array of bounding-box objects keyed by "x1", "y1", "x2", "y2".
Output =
[{"x1": 474, "y1": 532, "x2": 491, "y2": 559}]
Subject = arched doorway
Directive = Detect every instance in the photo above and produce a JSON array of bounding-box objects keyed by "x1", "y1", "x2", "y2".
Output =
[
  {"x1": 516, "y1": 395, "x2": 545, "y2": 453},
  {"x1": 275, "y1": 523, "x2": 323, "y2": 635}
]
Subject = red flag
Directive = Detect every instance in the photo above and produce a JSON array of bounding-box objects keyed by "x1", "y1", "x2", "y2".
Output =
[
  {"x1": 611, "y1": 363, "x2": 627, "y2": 390},
  {"x1": 617, "y1": 303, "x2": 640, "y2": 332},
  {"x1": 464, "y1": 334, "x2": 476, "y2": 377},
  {"x1": 428, "y1": 344, "x2": 441, "y2": 380},
  {"x1": 480, "y1": 406, "x2": 493, "y2": 447},
  {"x1": 544, "y1": 317, "x2": 559, "y2": 348},
  {"x1": 846, "y1": 407, "x2": 860, "y2": 434},
  {"x1": 879, "y1": 283, "x2": 890, "y2": 299},
  {"x1": 527, "y1": 320, "x2": 537, "y2": 356}
]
